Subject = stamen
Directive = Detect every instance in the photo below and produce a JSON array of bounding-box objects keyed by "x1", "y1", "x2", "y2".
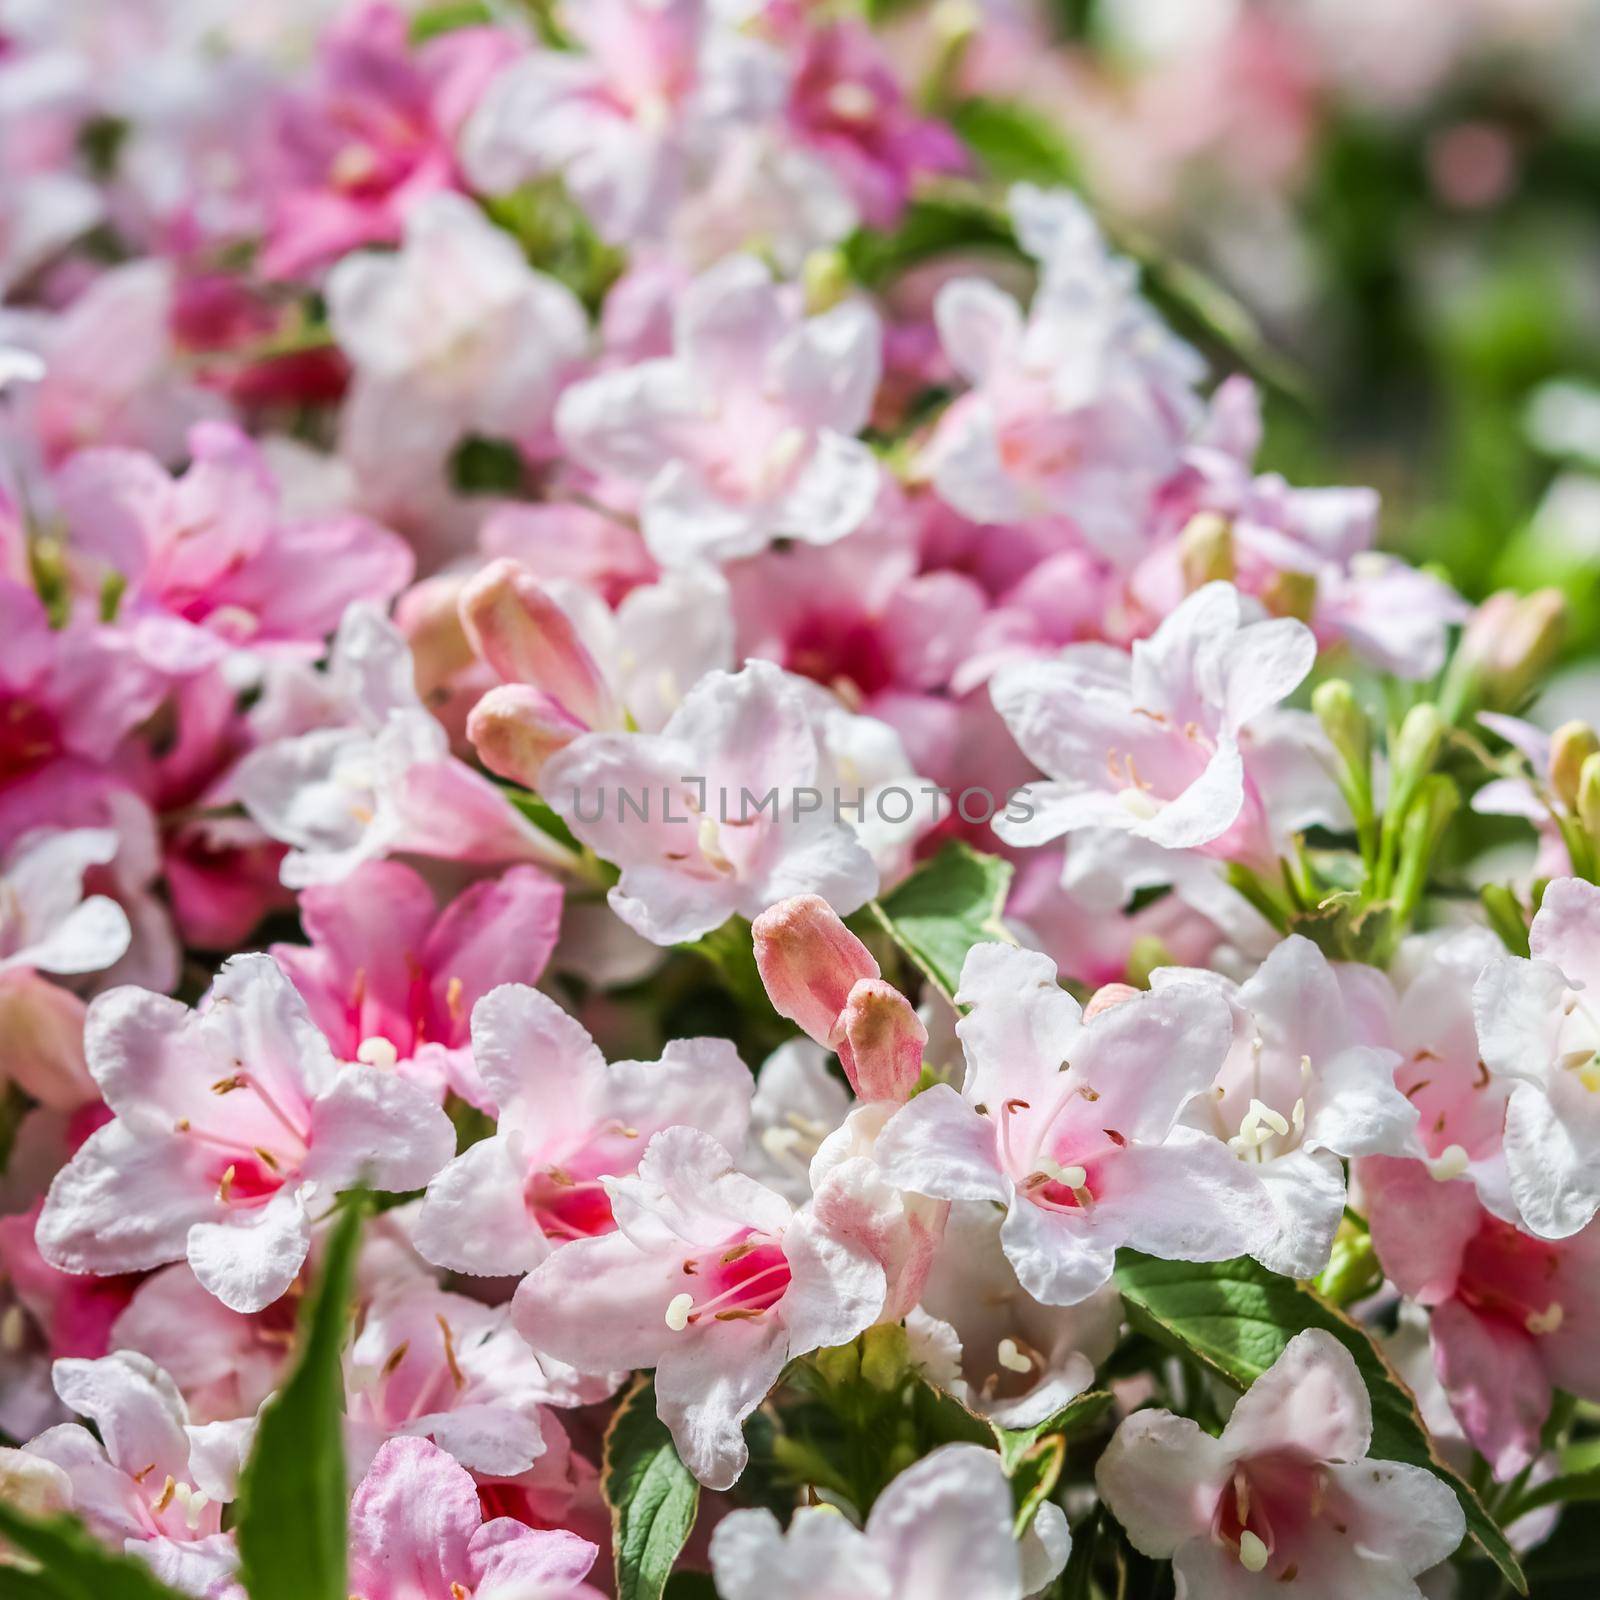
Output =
[
  {"x1": 1238, "y1": 1530, "x2": 1269, "y2": 1572},
  {"x1": 438, "y1": 1315, "x2": 465, "y2": 1388},
  {"x1": 665, "y1": 1293, "x2": 693, "y2": 1332},
  {"x1": 154, "y1": 1475, "x2": 176, "y2": 1514},
  {"x1": 0, "y1": 1304, "x2": 26, "y2": 1352},
  {"x1": 1526, "y1": 1302, "x2": 1564, "y2": 1335},
  {"x1": 997, "y1": 1337, "x2": 1032, "y2": 1374},
  {"x1": 218, "y1": 1165, "x2": 236, "y2": 1204},
  {"x1": 1427, "y1": 1144, "x2": 1470, "y2": 1182},
  {"x1": 356, "y1": 1037, "x2": 398, "y2": 1069}
]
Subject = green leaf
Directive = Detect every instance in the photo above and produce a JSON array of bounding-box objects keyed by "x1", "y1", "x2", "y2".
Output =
[
  {"x1": 0, "y1": 1504, "x2": 188, "y2": 1600},
  {"x1": 868, "y1": 841, "x2": 1014, "y2": 1005},
  {"x1": 1008, "y1": 1433, "x2": 1065, "y2": 1538},
  {"x1": 406, "y1": 0, "x2": 491, "y2": 42},
  {"x1": 234, "y1": 1194, "x2": 367, "y2": 1600},
  {"x1": 843, "y1": 195, "x2": 1019, "y2": 290},
  {"x1": 1112, "y1": 1251, "x2": 1526, "y2": 1594},
  {"x1": 952, "y1": 99, "x2": 1081, "y2": 188},
  {"x1": 1501, "y1": 1464, "x2": 1600, "y2": 1522},
  {"x1": 603, "y1": 1376, "x2": 701, "y2": 1600},
  {"x1": 992, "y1": 1390, "x2": 1113, "y2": 1473},
  {"x1": 448, "y1": 434, "x2": 524, "y2": 496}
]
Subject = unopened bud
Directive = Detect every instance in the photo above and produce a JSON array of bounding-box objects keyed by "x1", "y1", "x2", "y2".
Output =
[
  {"x1": 1178, "y1": 513, "x2": 1234, "y2": 590},
  {"x1": 1390, "y1": 703, "x2": 1446, "y2": 807},
  {"x1": 1085, "y1": 981, "x2": 1140, "y2": 1019},
  {"x1": 1261, "y1": 567, "x2": 1317, "y2": 623},
  {"x1": 752, "y1": 895, "x2": 879, "y2": 1046},
  {"x1": 459, "y1": 558, "x2": 615, "y2": 730},
  {"x1": 838, "y1": 979, "x2": 926, "y2": 1103},
  {"x1": 1578, "y1": 751, "x2": 1600, "y2": 841},
  {"x1": 1550, "y1": 721, "x2": 1600, "y2": 811},
  {"x1": 395, "y1": 573, "x2": 475, "y2": 698},
  {"x1": 1312, "y1": 679, "x2": 1370, "y2": 778},
  {"x1": 1458, "y1": 588, "x2": 1566, "y2": 712},
  {"x1": 467, "y1": 684, "x2": 585, "y2": 788},
  {"x1": 802, "y1": 250, "x2": 851, "y2": 315}
]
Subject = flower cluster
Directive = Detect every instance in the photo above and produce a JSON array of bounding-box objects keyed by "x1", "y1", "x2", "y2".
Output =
[{"x1": 0, "y1": 3, "x2": 1592, "y2": 1599}]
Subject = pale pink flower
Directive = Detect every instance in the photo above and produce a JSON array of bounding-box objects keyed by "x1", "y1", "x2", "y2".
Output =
[
  {"x1": 23, "y1": 1351, "x2": 251, "y2": 1596},
  {"x1": 1152, "y1": 934, "x2": 1415, "y2": 1278},
  {"x1": 908, "y1": 1201, "x2": 1122, "y2": 1431},
  {"x1": 346, "y1": 1436, "x2": 602, "y2": 1600},
  {"x1": 37, "y1": 953, "x2": 455, "y2": 1313},
  {"x1": 513, "y1": 1126, "x2": 886, "y2": 1487},
  {"x1": 555, "y1": 255, "x2": 881, "y2": 565},
  {"x1": 1474, "y1": 875, "x2": 1600, "y2": 1238},
  {"x1": 710, "y1": 1442, "x2": 1069, "y2": 1600},
  {"x1": 53, "y1": 422, "x2": 413, "y2": 675},
  {"x1": 414, "y1": 981, "x2": 752, "y2": 1278},
  {"x1": 1096, "y1": 1329, "x2": 1464, "y2": 1595},
  {"x1": 542, "y1": 660, "x2": 882, "y2": 944},
  {"x1": 741, "y1": 1038, "x2": 852, "y2": 1204},
  {"x1": 460, "y1": 0, "x2": 785, "y2": 246},
  {"x1": 991, "y1": 582, "x2": 1320, "y2": 862},
  {"x1": 875, "y1": 942, "x2": 1275, "y2": 1305},
  {"x1": 235, "y1": 602, "x2": 576, "y2": 888},
  {"x1": 271, "y1": 859, "x2": 562, "y2": 1108},
  {"x1": 0, "y1": 827, "x2": 130, "y2": 985}
]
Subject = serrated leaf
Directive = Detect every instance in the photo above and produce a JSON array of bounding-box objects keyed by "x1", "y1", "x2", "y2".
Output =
[
  {"x1": 0, "y1": 1504, "x2": 188, "y2": 1600},
  {"x1": 868, "y1": 842, "x2": 1014, "y2": 1005},
  {"x1": 1009, "y1": 1433, "x2": 1065, "y2": 1538},
  {"x1": 992, "y1": 1389, "x2": 1114, "y2": 1473},
  {"x1": 602, "y1": 1377, "x2": 700, "y2": 1600},
  {"x1": 1112, "y1": 1251, "x2": 1525, "y2": 1594},
  {"x1": 234, "y1": 1195, "x2": 367, "y2": 1600}
]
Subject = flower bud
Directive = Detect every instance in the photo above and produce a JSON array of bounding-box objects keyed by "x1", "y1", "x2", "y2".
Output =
[
  {"x1": 752, "y1": 894, "x2": 879, "y2": 1046},
  {"x1": 1085, "y1": 981, "x2": 1140, "y2": 1019},
  {"x1": 802, "y1": 249, "x2": 850, "y2": 316},
  {"x1": 1456, "y1": 588, "x2": 1566, "y2": 712},
  {"x1": 466, "y1": 684, "x2": 585, "y2": 788},
  {"x1": 1178, "y1": 512, "x2": 1234, "y2": 590},
  {"x1": 459, "y1": 558, "x2": 615, "y2": 730},
  {"x1": 1550, "y1": 721, "x2": 1600, "y2": 811},
  {"x1": 838, "y1": 979, "x2": 926, "y2": 1103},
  {"x1": 1312, "y1": 679, "x2": 1370, "y2": 777},
  {"x1": 1578, "y1": 751, "x2": 1600, "y2": 842},
  {"x1": 0, "y1": 975, "x2": 97, "y2": 1111},
  {"x1": 1389, "y1": 703, "x2": 1446, "y2": 811},
  {"x1": 1261, "y1": 568, "x2": 1317, "y2": 623}
]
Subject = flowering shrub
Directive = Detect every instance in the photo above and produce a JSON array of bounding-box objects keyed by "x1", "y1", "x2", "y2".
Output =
[{"x1": 0, "y1": 4, "x2": 1595, "y2": 1600}]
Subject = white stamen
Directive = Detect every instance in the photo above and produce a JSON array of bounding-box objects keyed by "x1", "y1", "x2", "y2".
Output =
[
  {"x1": 1040, "y1": 1158, "x2": 1088, "y2": 1189},
  {"x1": 1427, "y1": 1144, "x2": 1470, "y2": 1183},
  {"x1": 665, "y1": 1293, "x2": 694, "y2": 1332},
  {"x1": 356, "y1": 1036, "x2": 398, "y2": 1069},
  {"x1": 996, "y1": 1337, "x2": 1033, "y2": 1374},
  {"x1": 697, "y1": 814, "x2": 734, "y2": 873},
  {"x1": 1238, "y1": 1530, "x2": 1269, "y2": 1572},
  {"x1": 172, "y1": 1482, "x2": 209, "y2": 1532},
  {"x1": 1248, "y1": 1098, "x2": 1290, "y2": 1138}
]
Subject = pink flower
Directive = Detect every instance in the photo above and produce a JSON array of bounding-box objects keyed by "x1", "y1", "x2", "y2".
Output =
[
  {"x1": 1096, "y1": 1329, "x2": 1464, "y2": 1595},
  {"x1": 54, "y1": 421, "x2": 413, "y2": 674},
  {"x1": 909, "y1": 1200, "x2": 1122, "y2": 1431},
  {"x1": 345, "y1": 1280, "x2": 602, "y2": 1480},
  {"x1": 461, "y1": 0, "x2": 785, "y2": 246},
  {"x1": 542, "y1": 660, "x2": 882, "y2": 944},
  {"x1": 752, "y1": 894, "x2": 925, "y2": 1103},
  {"x1": 235, "y1": 602, "x2": 576, "y2": 888},
  {"x1": 346, "y1": 1436, "x2": 602, "y2": 1600},
  {"x1": 923, "y1": 188, "x2": 1202, "y2": 561},
  {"x1": 513, "y1": 1125, "x2": 886, "y2": 1487},
  {"x1": 37, "y1": 953, "x2": 455, "y2": 1312},
  {"x1": 555, "y1": 255, "x2": 881, "y2": 565},
  {"x1": 23, "y1": 1351, "x2": 250, "y2": 1596},
  {"x1": 782, "y1": 18, "x2": 967, "y2": 229},
  {"x1": 414, "y1": 981, "x2": 751, "y2": 1278},
  {"x1": 710, "y1": 1441, "x2": 1069, "y2": 1600},
  {"x1": 271, "y1": 859, "x2": 562, "y2": 1107},
  {"x1": 1474, "y1": 875, "x2": 1600, "y2": 1238},
  {"x1": 874, "y1": 942, "x2": 1275, "y2": 1305},
  {"x1": 991, "y1": 582, "x2": 1320, "y2": 862},
  {"x1": 1152, "y1": 934, "x2": 1415, "y2": 1278},
  {"x1": 0, "y1": 827, "x2": 131, "y2": 984},
  {"x1": 260, "y1": 4, "x2": 517, "y2": 281}
]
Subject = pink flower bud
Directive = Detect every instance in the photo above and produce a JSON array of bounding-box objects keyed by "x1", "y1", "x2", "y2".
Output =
[
  {"x1": 458, "y1": 558, "x2": 615, "y2": 729},
  {"x1": 752, "y1": 894, "x2": 879, "y2": 1045},
  {"x1": 467, "y1": 683, "x2": 586, "y2": 788},
  {"x1": 837, "y1": 979, "x2": 926, "y2": 1103},
  {"x1": 1084, "y1": 982, "x2": 1140, "y2": 1019},
  {"x1": 0, "y1": 974, "x2": 96, "y2": 1111}
]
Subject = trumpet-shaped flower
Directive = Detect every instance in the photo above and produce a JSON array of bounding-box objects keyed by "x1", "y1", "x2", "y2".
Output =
[
  {"x1": 1096, "y1": 1330, "x2": 1464, "y2": 1596},
  {"x1": 37, "y1": 953, "x2": 455, "y2": 1312},
  {"x1": 1474, "y1": 876, "x2": 1600, "y2": 1238},
  {"x1": 541, "y1": 660, "x2": 882, "y2": 945},
  {"x1": 710, "y1": 1442, "x2": 1069, "y2": 1600},
  {"x1": 875, "y1": 942, "x2": 1275, "y2": 1305},
  {"x1": 991, "y1": 582, "x2": 1318, "y2": 860},
  {"x1": 346, "y1": 1436, "x2": 602, "y2": 1600},
  {"x1": 271, "y1": 859, "x2": 562, "y2": 1108},
  {"x1": 512, "y1": 1126, "x2": 885, "y2": 1488},
  {"x1": 555, "y1": 255, "x2": 881, "y2": 565},
  {"x1": 414, "y1": 982, "x2": 752, "y2": 1278}
]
